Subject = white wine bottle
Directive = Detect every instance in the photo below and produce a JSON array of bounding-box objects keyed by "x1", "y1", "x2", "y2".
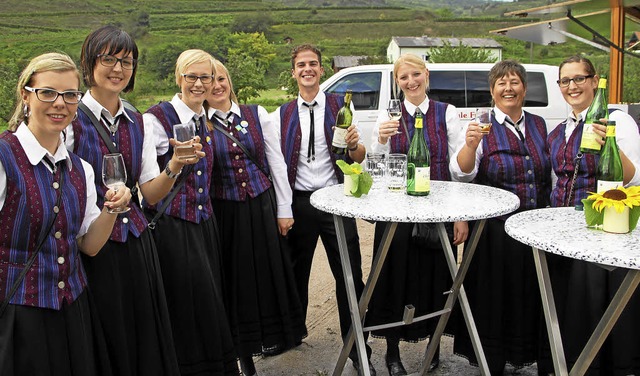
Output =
[
  {"x1": 596, "y1": 120, "x2": 623, "y2": 193},
  {"x1": 331, "y1": 90, "x2": 353, "y2": 155},
  {"x1": 406, "y1": 109, "x2": 430, "y2": 196},
  {"x1": 580, "y1": 77, "x2": 608, "y2": 154}
]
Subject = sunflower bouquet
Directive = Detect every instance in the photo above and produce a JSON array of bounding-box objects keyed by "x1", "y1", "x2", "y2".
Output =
[
  {"x1": 336, "y1": 160, "x2": 373, "y2": 198},
  {"x1": 582, "y1": 186, "x2": 640, "y2": 233}
]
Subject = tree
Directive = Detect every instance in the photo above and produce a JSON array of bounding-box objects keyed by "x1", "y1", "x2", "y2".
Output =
[
  {"x1": 226, "y1": 33, "x2": 276, "y2": 103},
  {"x1": 0, "y1": 60, "x2": 20, "y2": 129},
  {"x1": 428, "y1": 41, "x2": 497, "y2": 63},
  {"x1": 229, "y1": 13, "x2": 274, "y2": 35}
]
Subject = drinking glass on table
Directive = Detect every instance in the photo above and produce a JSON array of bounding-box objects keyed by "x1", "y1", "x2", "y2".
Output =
[
  {"x1": 173, "y1": 121, "x2": 197, "y2": 160},
  {"x1": 386, "y1": 153, "x2": 407, "y2": 192},
  {"x1": 102, "y1": 153, "x2": 130, "y2": 213},
  {"x1": 475, "y1": 108, "x2": 492, "y2": 134},
  {"x1": 365, "y1": 152, "x2": 386, "y2": 190},
  {"x1": 387, "y1": 99, "x2": 402, "y2": 121}
]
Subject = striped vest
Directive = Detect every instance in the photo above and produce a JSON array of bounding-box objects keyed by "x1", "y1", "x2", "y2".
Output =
[
  {"x1": 144, "y1": 102, "x2": 214, "y2": 222},
  {"x1": 548, "y1": 119, "x2": 599, "y2": 207},
  {"x1": 279, "y1": 93, "x2": 353, "y2": 190},
  {"x1": 0, "y1": 131, "x2": 88, "y2": 309},
  {"x1": 476, "y1": 112, "x2": 551, "y2": 212},
  {"x1": 72, "y1": 106, "x2": 147, "y2": 242},
  {"x1": 211, "y1": 105, "x2": 272, "y2": 201},
  {"x1": 389, "y1": 100, "x2": 452, "y2": 181}
]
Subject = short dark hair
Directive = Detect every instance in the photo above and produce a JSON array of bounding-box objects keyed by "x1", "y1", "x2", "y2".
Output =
[
  {"x1": 290, "y1": 44, "x2": 322, "y2": 69},
  {"x1": 488, "y1": 59, "x2": 527, "y2": 90},
  {"x1": 80, "y1": 25, "x2": 139, "y2": 93}
]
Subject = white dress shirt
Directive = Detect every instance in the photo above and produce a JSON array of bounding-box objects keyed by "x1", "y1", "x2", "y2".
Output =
[
  {"x1": 370, "y1": 96, "x2": 465, "y2": 166},
  {"x1": 1, "y1": 123, "x2": 101, "y2": 237},
  {"x1": 209, "y1": 101, "x2": 294, "y2": 219},
  {"x1": 65, "y1": 91, "x2": 160, "y2": 185}
]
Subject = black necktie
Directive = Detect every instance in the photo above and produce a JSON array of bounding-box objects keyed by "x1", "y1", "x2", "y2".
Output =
[
  {"x1": 505, "y1": 117, "x2": 525, "y2": 142},
  {"x1": 214, "y1": 111, "x2": 233, "y2": 127},
  {"x1": 42, "y1": 156, "x2": 57, "y2": 173},
  {"x1": 302, "y1": 101, "x2": 317, "y2": 163}
]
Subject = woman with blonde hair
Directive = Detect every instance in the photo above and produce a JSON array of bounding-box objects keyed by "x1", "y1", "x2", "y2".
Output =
[
  {"x1": 0, "y1": 52, "x2": 130, "y2": 375},
  {"x1": 143, "y1": 49, "x2": 238, "y2": 375},
  {"x1": 366, "y1": 53, "x2": 467, "y2": 375},
  {"x1": 206, "y1": 59, "x2": 306, "y2": 376}
]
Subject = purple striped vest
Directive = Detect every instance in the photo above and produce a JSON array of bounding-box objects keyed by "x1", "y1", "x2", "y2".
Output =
[
  {"x1": 144, "y1": 102, "x2": 213, "y2": 222},
  {"x1": 548, "y1": 119, "x2": 599, "y2": 207},
  {"x1": 0, "y1": 131, "x2": 88, "y2": 309},
  {"x1": 389, "y1": 100, "x2": 452, "y2": 181},
  {"x1": 477, "y1": 112, "x2": 551, "y2": 212},
  {"x1": 211, "y1": 105, "x2": 272, "y2": 201},
  {"x1": 279, "y1": 93, "x2": 353, "y2": 190},
  {"x1": 72, "y1": 106, "x2": 147, "y2": 242}
]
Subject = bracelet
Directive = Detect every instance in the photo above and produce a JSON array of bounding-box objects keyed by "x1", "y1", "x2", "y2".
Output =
[
  {"x1": 164, "y1": 164, "x2": 181, "y2": 179},
  {"x1": 348, "y1": 144, "x2": 359, "y2": 152}
]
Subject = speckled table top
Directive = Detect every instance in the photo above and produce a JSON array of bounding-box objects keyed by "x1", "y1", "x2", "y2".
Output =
[
  {"x1": 505, "y1": 207, "x2": 640, "y2": 270},
  {"x1": 310, "y1": 180, "x2": 520, "y2": 223}
]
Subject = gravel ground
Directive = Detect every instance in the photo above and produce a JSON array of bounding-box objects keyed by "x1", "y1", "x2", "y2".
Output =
[{"x1": 254, "y1": 219, "x2": 541, "y2": 376}]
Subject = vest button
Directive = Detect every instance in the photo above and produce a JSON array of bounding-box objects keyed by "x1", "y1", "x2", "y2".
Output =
[
  {"x1": 52, "y1": 182, "x2": 60, "y2": 189},
  {"x1": 58, "y1": 281, "x2": 65, "y2": 289},
  {"x1": 232, "y1": 143, "x2": 237, "y2": 147},
  {"x1": 198, "y1": 205, "x2": 203, "y2": 210},
  {"x1": 122, "y1": 218, "x2": 129, "y2": 224},
  {"x1": 54, "y1": 231, "x2": 62, "y2": 239},
  {"x1": 53, "y1": 206, "x2": 59, "y2": 214},
  {"x1": 241, "y1": 182, "x2": 247, "y2": 187},
  {"x1": 57, "y1": 257, "x2": 65, "y2": 265},
  {"x1": 235, "y1": 155, "x2": 240, "y2": 160},
  {"x1": 198, "y1": 188, "x2": 204, "y2": 193},
  {"x1": 238, "y1": 168, "x2": 243, "y2": 173},
  {"x1": 197, "y1": 170, "x2": 202, "y2": 176}
]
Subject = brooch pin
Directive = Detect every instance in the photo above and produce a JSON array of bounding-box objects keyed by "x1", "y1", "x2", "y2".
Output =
[
  {"x1": 236, "y1": 120, "x2": 249, "y2": 134},
  {"x1": 206, "y1": 135, "x2": 212, "y2": 144}
]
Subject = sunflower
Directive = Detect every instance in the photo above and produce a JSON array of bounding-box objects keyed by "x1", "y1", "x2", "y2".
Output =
[{"x1": 587, "y1": 186, "x2": 640, "y2": 213}]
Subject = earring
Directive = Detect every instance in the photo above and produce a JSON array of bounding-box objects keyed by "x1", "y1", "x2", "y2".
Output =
[{"x1": 22, "y1": 104, "x2": 30, "y2": 118}]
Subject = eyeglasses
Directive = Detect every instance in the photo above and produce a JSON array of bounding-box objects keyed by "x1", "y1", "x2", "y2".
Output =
[
  {"x1": 557, "y1": 75, "x2": 595, "y2": 87},
  {"x1": 97, "y1": 54, "x2": 137, "y2": 70},
  {"x1": 24, "y1": 86, "x2": 83, "y2": 104},
  {"x1": 181, "y1": 73, "x2": 214, "y2": 84}
]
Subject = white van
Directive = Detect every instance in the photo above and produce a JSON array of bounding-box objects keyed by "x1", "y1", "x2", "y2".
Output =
[{"x1": 320, "y1": 63, "x2": 570, "y2": 151}]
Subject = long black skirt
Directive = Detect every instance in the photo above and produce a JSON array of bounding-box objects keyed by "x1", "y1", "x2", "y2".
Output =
[
  {"x1": 365, "y1": 222, "x2": 456, "y2": 342},
  {"x1": 538, "y1": 254, "x2": 640, "y2": 375},
  {"x1": 453, "y1": 218, "x2": 541, "y2": 371},
  {"x1": 145, "y1": 212, "x2": 238, "y2": 375},
  {"x1": 213, "y1": 190, "x2": 307, "y2": 358},
  {"x1": 0, "y1": 290, "x2": 112, "y2": 376},
  {"x1": 81, "y1": 230, "x2": 180, "y2": 376}
]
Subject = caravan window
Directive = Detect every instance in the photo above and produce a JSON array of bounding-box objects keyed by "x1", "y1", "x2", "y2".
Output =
[{"x1": 325, "y1": 72, "x2": 381, "y2": 110}]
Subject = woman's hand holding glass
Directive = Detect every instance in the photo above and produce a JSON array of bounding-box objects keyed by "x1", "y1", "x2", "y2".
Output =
[
  {"x1": 169, "y1": 135, "x2": 205, "y2": 168},
  {"x1": 464, "y1": 109, "x2": 492, "y2": 151},
  {"x1": 102, "y1": 153, "x2": 131, "y2": 213}
]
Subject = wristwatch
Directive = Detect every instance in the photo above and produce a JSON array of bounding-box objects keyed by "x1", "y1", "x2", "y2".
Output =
[
  {"x1": 164, "y1": 164, "x2": 181, "y2": 179},
  {"x1": 348, "y1": 144, "x2": 359, "y2": 152}
]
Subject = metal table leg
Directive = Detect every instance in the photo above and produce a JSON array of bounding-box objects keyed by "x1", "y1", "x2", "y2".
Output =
[
  {"x1": 418, "y1": 220, "x2": 490, "y2": 376},
  {"x1": 332, "y1": 217, "x2": 398, "y2": 376}
]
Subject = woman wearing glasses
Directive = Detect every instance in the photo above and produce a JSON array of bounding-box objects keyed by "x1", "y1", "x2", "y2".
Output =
[
  {"x1": 538, "y1": 55, "x2": 640, "y2": 376},
  {"x1": 0, "y1": 52, "x2": 130, "y2": 375},
  {"x1": 143, "y1": 50, "x2": 238, "y2": 375},
  {"x1": 205, "y1": 59, "x2": 306, "y2": 376},
  {"x1": 66, "y1": 26, "x2": 200, "y2": 376}
]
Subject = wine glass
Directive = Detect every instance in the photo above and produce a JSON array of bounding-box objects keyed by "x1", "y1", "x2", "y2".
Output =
[
  {"x1": 102, "y1": 153, "x2": 130, "y2": 213},
  {"x1": 387, "y1": 99, "x2": 402, "y2": 121},
  {"x1": 475, "y1": 108, "x2": 492, "y2": 134},
  {"x1": 173, "y1": 121, "x2": 197, "y2": 160}
]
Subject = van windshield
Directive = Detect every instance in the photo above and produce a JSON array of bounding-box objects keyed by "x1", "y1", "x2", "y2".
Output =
[{"x1": 325, "y1": 71, "x2": 382, "y2": 110}]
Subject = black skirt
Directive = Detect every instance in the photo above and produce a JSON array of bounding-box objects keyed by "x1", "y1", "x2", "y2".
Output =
[
  {"x1": 453, "y1": 218, "x2": 541, "y2": 371},
  {"x1": 538, "y1": 254, "x2": 640, "y2": 376},
  {"x1": 365, "y1": 222, "x2": 456, "y2": 342},
  {"x1": 81, "y1": 230, "x2": 180, "y2": 376},
  {"x1": 145, "y1": 212, "x2": 238, "y2": 375},
  {"x1": 0, "y1": 289, "x2": 112, "y2": 376},
  {"x1": 213, "y1": 189, "x2": 307, "y2": 357}
]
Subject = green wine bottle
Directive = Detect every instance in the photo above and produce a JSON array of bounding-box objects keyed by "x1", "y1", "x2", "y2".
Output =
[
  {"x1": 331, "y1": 90, "x2": 353, "y2": 155},
  {"x1": 406, "y1": 109, "x2": 430, "y2": 196},
  {"x1": 596, "y1": 120, "x2": 623, "y2": 193},
  {"x1": 580, "y1": 77, "x2": 608, "y2": 154}
]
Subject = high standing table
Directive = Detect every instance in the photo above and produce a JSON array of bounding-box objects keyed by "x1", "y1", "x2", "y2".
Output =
[
  {"x1": 310, "y1": 181, "x2": 520, "y2": 376},
  {"x1": 505, "y1": 207, "x2": 640, "y2": 376}
]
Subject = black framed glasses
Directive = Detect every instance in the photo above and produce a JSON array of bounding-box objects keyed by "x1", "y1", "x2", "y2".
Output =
[
  {"x1": 181, "y1": 73, "x2": 214, "y2": 84},
  {"x1": 97, "y1": 54, "x2": 137, "y2": 70},
  {"x1": 557, "y1": 75, "x2": 595, "y2": 87},
  {"x1": 24, "y1": 86, "x2": 83, "y2": 104}
]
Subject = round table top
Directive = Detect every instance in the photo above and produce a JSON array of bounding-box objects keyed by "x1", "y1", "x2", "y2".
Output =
[
  {"x1": 505, "y1": 207, "x2": 640, "y2": 270},
  {"x1": 310, "y1": 180, "x2": 520, "y2": 223}
]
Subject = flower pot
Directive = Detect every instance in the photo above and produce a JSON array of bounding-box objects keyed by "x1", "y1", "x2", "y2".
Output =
[
  {"x1": 603, "y1": 206, "x2": 630, "y2": 234},
  {"x1": 344, "y1": 176, "x2": 356, "y2": 196}
]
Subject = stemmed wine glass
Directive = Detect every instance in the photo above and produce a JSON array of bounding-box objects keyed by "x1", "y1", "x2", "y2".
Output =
[
  {"x1": 387, "y1": 99, "x2": 402, "y2": 121},
  {"x1": 102, "y1": 153, "x2": 130, "y2": 213}
]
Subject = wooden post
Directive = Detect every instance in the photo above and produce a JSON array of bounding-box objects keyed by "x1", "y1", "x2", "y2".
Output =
[{"x1": 609, "y1": 0, "x2": 624, "y2": 104}]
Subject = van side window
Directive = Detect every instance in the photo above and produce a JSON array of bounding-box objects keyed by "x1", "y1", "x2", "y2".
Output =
[
  {"x1": 325, "y1": 72, "x2": 381, "y2": 110},
  {"x1": 524, "y1": 72, "x2": 549, "y2": 107},
  {"x1": 429, "y1": 71, "x2": 492, "y2": 108}
]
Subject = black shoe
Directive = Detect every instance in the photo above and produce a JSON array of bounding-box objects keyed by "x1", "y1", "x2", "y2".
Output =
[
  {"x1": 385, "y1": 357, "x2": 407, "y2": 376},
  {"x1": 351, "y1": 358, "x2": 377, "y2": 376}
]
